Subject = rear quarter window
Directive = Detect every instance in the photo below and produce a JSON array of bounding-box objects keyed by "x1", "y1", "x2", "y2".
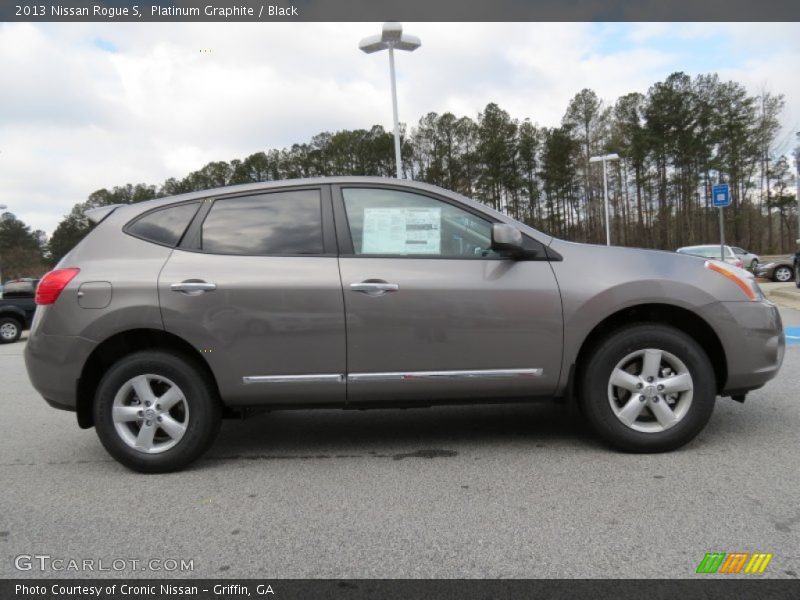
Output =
[{"x1": 126, "y1": 202, "x2": 201, "y2": 247}]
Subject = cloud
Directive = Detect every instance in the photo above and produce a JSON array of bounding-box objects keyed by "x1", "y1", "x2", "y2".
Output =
[{"x1": 0, "y1": 22, "x2": 797, "y2": 235}]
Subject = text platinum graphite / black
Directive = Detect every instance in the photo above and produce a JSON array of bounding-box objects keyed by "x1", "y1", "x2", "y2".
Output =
[{"x1": 48, "y1": 5, "x2": 300, "y2": 18}]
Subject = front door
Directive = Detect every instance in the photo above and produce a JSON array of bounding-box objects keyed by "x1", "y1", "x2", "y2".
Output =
[
  {"x1": 334, "y1": 185, "x2": 563, "y2": 404},
  {"x1": 159, "y1": 186, "x2": 346, "y2": 406}
]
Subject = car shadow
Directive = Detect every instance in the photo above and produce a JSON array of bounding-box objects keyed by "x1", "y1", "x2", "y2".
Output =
[{"x1": 204, "y1": 401, "x2": 594, "y2": 462}]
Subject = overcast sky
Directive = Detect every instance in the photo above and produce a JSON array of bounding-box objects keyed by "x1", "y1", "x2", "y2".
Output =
[{"x1": 0, "y1": 22, "x2": 798, "y2": 235}]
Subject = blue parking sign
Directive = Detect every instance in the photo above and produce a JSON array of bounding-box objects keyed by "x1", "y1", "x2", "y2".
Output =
[{"x1": 712, "y1": 184, "x2": 730, "y2": 208}]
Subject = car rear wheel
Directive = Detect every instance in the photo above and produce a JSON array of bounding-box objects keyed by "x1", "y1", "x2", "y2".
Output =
[
  {"x1": 795, "y1": 266, "x2": 800, "y2": 289},
  {"x1": 750, "y1": 259, "x2": 758, "y2": 272},
  {"x1": 579, "y1": 323, "x2": 716, "y2": 452},
  {"x1": 0, "y1": 317, "x2": 22, "y2": 344},
  {"x1": 94, "y1": 351, "x2": 221, "y2": 473},
  {"x1": 774, "y1": 266, "x2": 793, "y2": 282}
]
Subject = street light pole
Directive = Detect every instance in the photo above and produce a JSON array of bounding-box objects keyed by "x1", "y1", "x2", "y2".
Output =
[
  {"x1": 589, "y1": 153, "x2": 620, "y2": 246},
  {"x1": 387, "y1": 45, "x2": 402, "y2": 181},
  {"x1": 0, "y1": 204, "x2": 7, "y2": 285},
  {"x1": 359, "y1": 22, "x2": 421, "y2": 180},
  {"x1": 602, "y1": 159, "x2": 610, "y2": 246}
]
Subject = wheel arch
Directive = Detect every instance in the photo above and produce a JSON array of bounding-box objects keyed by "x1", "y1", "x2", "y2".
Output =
[
  {"x1": 76, "y1": 328, "x2": 221, "y2": 429},
  {"x1": 0, "y1": 307, "x2": 26, "y2": 326},
  {"x1": 571, "y1": 303, "x2": 727, "y2": 397}
]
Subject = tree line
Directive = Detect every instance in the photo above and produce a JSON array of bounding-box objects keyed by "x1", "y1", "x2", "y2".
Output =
[
  {"x1": 0, "y1": 213, "x2": 48, "y2": 282},
  {"x1": 1, "y1": 70, "x2": 797, "y2": 278}
]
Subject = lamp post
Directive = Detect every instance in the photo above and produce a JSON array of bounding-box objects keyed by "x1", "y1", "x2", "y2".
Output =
[
  {"x1": 0, "y1": 204, "x2": 7, "y2": 285},
  {"x1": 589, "y1": 153, "x2": 620, "y2": 246},
  {"x1": 359, "y1": 22, "x2": 421, "y2": 179}
]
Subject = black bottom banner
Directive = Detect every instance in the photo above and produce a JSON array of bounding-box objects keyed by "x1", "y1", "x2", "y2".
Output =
[{"x1": 3, "y1": 579, "x2": 800, "y2": 600}]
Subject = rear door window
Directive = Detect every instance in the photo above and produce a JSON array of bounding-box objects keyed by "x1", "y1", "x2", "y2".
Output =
[{"x1": 201, "y1": 190, "x2": 323, "y2": 255}]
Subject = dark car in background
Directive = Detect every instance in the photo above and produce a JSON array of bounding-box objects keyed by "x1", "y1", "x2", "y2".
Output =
[
  {"x1": 756, "y1": 258, "x2": 795, "y2": 283},
  {"x1": 0, "y1": 279, "x2": 39, "y2": 343}
]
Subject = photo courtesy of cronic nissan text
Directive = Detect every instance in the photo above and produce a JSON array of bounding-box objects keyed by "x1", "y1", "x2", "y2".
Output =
[{"x1": 1, "y1": 1, "x2": 799, "y2": 599}]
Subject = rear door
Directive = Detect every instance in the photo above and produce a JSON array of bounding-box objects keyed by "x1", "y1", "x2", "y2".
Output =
[
  {"x1": 158, "y1": 186, "x2": 347, "y2": 406},
  {"x1": 333, "y1": 184, "x2": 563, "y2": 404}
]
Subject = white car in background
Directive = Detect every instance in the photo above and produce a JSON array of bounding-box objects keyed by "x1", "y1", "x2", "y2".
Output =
[
  {"x1": 676, "y1": 245, "x2": 744, "y2": 269},
  {"x1": 731, "y1": 246, "x2": 759, "y2": 271}
]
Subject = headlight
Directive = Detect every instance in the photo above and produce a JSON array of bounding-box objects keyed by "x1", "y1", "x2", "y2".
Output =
[{"x1": 704, "y1": 260, "x2": 763, "y2": 301}]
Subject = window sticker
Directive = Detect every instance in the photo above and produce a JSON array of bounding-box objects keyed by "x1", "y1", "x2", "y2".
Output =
[{"x1": 362, "y1": 207, "x2": 441, "y2": 254}]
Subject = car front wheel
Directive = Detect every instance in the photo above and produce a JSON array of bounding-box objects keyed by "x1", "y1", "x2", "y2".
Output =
[
  {"x1": 94, "y1": 351, "x2": 221, "y2": 473},
  {"x1": 774, "y1": 266, "x2": 793, "y2": 282},
  {"x1": 579, "y1": 323, "x2": 716, "y2": 452}
]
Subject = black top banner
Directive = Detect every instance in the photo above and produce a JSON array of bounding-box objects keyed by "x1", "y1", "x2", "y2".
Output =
[{"x1": 3, "y1": 0, "x2": 800, "y2": 22}]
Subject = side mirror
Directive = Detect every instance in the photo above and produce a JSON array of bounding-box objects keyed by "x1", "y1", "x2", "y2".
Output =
[{"x1": 491, "y1": 223, "x2": 527, "y2": 258}]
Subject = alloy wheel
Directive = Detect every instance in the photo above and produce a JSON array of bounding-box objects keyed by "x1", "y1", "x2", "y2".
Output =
[
  {"x1": 0, "y1": 322, "x2": 19, "y2": 341},
  {"x1": 607, "y1": 348, "x2": 694, "y2": 433},
  {"x1": 112, "y1": 374, "x2": 189, "y2": 454},
  {"x1": 775, "y1": 267, "x2": 792, "y2": 282}
]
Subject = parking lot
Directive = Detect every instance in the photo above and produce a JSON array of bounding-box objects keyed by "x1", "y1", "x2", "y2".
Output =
[{"x1": 1, "y1": 304, "x2": 799, "y2": 580}]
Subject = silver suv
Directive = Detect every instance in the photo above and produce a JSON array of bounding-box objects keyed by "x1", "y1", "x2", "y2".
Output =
[{"x1": 25, "y1": 178, "x2": 785, "y2": 472}]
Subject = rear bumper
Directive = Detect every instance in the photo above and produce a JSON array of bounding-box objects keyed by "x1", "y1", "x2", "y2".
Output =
[
  {"x1": 704, "y1": 300, "x2": 784, "y2": 395},
  {"x1": 24, "y1": 332, "x2": 97, "y2": 411}
]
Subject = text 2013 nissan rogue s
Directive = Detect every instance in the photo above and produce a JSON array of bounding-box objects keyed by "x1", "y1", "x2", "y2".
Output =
[{"x1": 25, "y1": 178, "x2": 784, "y2": 472}]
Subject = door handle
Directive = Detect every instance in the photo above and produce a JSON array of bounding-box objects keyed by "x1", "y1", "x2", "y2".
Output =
[
  {"x1": 350, "y1": 281, "x2": 399, "y2": 295},
  {"x1": 171, "y1": 281, "x2": 217, "y2": 294}
]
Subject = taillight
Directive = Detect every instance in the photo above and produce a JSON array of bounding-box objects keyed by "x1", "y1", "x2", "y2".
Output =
[
  {"x1": 35, "y1": 268, "x2": 80, "y2": 305},
  {"x1": 734, "y1": 259, "x2": 743, "y2": 268}
]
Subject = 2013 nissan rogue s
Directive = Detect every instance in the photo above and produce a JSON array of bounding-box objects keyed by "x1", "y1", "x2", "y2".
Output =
[{"x1": 25, "y1": 178, "x2": 785, "y2": 472}]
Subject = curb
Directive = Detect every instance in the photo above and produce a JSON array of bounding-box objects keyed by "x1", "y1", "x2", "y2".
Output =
[{"x1": 765, "y1": 287, "x2": 800, "y2": 311}]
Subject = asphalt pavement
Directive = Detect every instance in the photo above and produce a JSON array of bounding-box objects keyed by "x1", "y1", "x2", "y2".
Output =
[{"x1": 1, "y1": 306, "x2": 799, "y2": 579}]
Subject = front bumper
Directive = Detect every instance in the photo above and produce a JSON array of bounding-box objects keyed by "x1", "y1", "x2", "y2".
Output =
[
  {"x1": 24, "y1": 332, "x2": 97, "y2": 411},
  {"x1": 703, "y1": 300, "x2": 784, "y2": 395},
  {"x1": 755, "y1": 265, "x2": 775, "y2": 279}
]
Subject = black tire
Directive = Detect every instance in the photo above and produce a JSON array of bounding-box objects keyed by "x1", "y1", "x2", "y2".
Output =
[
  {"x1": 0, "y1": 316, "x2": 23, "y2": 344},
  {"x1": 94, "y1": 351, "x2": 222, "y2": 473},
  {"x1": 579, "y1": 323, "x2": 716, "y2": 453},
  {"x1": 795, "y1": 265, "x2": 800, "y2": 289},
  {"x1": 750, "y1": 259, "x2": 758, "y2": 272}
]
